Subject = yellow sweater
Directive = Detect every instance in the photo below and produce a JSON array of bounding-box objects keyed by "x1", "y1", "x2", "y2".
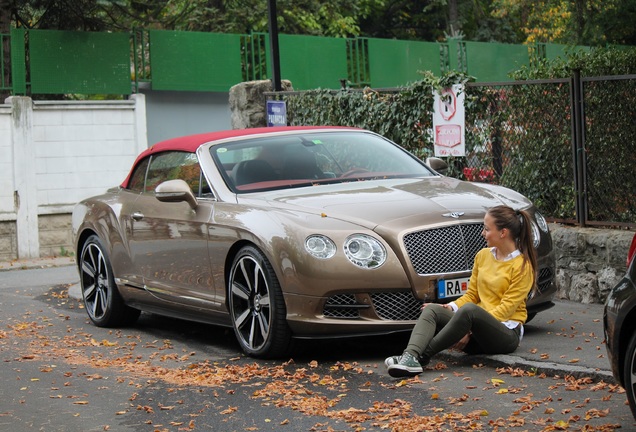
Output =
[{"x1": 454, "y1": 248, "x2": 534, "y2": 323}]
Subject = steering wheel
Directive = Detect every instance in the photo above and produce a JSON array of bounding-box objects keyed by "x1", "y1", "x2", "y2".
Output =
[{"x1": 340, "y1": 168, "x2": 370, "y2": 178}]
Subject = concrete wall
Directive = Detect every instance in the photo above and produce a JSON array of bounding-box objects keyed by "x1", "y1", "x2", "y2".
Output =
[
  {"x1": 140, "y1": 88, "x2": 232, "y2": 146},
  {"x1": 0, "y1": 95, "x2": 148, "y2": 261}
]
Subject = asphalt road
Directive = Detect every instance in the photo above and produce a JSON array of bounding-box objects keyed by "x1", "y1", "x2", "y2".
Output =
[{"x1": 0, "y1": 262, "x2": 634, "y2": 431}]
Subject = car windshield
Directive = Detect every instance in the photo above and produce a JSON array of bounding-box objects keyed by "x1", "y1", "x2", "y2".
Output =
[{"x1": 210, "y1": 130, "x2": 436, "y2": 193}]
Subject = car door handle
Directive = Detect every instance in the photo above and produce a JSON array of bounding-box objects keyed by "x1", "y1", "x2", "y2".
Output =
[{"x1": 132, "y1": 212, "x2": 144, "y2": 221}]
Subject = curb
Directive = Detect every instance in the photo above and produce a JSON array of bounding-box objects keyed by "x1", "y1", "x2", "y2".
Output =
[
  {"x1": 0, "y1": 257, "x2": 76, "y2": 272},
  {"x1": 436, "y1": 350, "x2": 615, "y2": 385}
]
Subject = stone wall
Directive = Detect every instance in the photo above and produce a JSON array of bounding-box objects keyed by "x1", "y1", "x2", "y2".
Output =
[
  {"x1": 550, "y1": 224, "x2": 633, "y2": 304},
  {"x1": 229, "y1": 79, "x2": 293, "y2": 129},
  {"x1": 38, "y1": 213, "x2": 73, "y2": 258},
  {"x1": 0, "y1": 220, "x2": 17, "y2": 261}
]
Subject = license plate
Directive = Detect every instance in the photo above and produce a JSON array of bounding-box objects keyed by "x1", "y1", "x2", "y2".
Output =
[{"x1": 437, "y1": 277, "x2": 470, "y2": 299}]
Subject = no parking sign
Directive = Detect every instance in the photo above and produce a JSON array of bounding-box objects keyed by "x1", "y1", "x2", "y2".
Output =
[{"x1": 432, "y1": 85, "x2": 465, "y2": 157}]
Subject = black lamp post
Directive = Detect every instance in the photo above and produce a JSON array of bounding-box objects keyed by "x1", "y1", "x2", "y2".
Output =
[{"x1": 267, "y1": 0, "x2": 282, "y2": 91}]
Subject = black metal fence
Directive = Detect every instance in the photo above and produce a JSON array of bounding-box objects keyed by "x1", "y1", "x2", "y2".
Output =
[
  {"x1": 463, "y1": 75, "x2": 636, "y2": 228},
  {"x1": 270, "y1": 74, "x2": 636, "y2": 228}
]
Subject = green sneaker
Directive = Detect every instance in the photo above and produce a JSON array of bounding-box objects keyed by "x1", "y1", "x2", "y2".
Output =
[
  {"x1": 384, "y1": 356, "x2": 400, "y2": 368},
  {"x1": 387, "y1": 352, "x2": 423, "y2": 377}
]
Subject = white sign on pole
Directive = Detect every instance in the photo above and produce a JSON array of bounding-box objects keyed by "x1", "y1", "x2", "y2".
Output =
[{"x1": 432, "y1": 84, "x2": 465, "y2": 157}]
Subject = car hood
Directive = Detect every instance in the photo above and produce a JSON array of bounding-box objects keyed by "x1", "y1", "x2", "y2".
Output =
[{"x1": 243, "y1": 177, "x2": 532, "y2": 230}]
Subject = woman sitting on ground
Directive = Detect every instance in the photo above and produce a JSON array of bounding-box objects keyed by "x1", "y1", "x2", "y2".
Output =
[{"x1": 386, "y1": 205, "x2": 538, "y2": 378}]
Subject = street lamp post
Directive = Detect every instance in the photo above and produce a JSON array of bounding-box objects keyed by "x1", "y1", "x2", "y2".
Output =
[{"x1": 267, "y1": 0, "x2": 282, "y2": 91}]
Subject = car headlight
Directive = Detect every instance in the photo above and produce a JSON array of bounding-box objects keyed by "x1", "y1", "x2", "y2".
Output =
[
  {"x1": 344, "y1": 234, "x2": 387, "y2": 269},
  {"x1": 305, "y1": 235, "x2": 337, "y2": 259},
  {"x1": 531, "y1": 222, "x2": 540, "y2": 248},
  {"x1": 534, "y1": 211, "x2": 549, "y2": 233}
]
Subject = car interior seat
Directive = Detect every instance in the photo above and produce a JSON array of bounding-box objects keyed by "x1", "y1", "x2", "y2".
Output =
[
  {"x1": 282, "y1": 147, "x2": 324, "y2": 180},
  {"x1": 231, "y1": 159, "x2": 278, "y2": 186}
]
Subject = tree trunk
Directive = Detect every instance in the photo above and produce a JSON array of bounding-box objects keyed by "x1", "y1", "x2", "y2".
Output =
[
  {"x1": 448, "y1": 0, "x2": 460, "y2": 36},
  {"x1": 574, "y1": 0, "x2": 586, "y2": 45}
]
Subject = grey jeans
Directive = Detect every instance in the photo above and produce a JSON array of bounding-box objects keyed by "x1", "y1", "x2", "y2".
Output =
[{"x1": 406, "y1": 303, "x2": 521, "y2": 360}]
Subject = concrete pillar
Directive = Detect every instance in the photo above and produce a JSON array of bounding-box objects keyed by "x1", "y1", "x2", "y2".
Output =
[
  {"x1": 130, "y1": 93, "x2": 148, "y2": 154},
  {"x1": 9, "y1": 96, "x2": 39, "y2": 258}
]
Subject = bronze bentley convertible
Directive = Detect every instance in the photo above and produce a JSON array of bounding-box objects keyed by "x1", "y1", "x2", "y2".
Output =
[{"x1": 72, "y1": 126, "x2": 556, "y2": 358}]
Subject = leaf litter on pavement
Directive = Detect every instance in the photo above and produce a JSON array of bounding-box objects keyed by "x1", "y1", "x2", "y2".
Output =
[{"x1": 0, "y1": 287, "x2": 629, "y2": 431}]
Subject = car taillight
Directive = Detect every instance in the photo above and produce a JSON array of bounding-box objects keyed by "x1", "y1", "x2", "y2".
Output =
[{"x1": 628, "y1": 233, "x2": 636, "y2": 268}]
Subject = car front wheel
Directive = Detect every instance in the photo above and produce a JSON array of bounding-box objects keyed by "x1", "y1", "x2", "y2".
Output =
[
  {"x1": 79, "y1": 235, "x2": 140, "y2": 327},
  {"x1": 228, "y1": 245, "x2": 291, "y2": 358},
  {"x1": 623, "y1": 331, "x2": 636, "y2": 418}
]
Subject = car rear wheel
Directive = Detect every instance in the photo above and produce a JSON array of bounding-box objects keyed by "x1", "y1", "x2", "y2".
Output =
[
  {"x1": 228, "y1": 245, "x2": 291, "y2": 358},
  {"x1": 80, "y1": 235, "x2": 140, "y2": 327},
  {"x1": 623, "y1": 331, "x2": 636, "y2": 418}
]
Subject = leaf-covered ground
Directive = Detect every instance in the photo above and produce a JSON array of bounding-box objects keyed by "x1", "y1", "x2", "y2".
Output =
[{"x1": 0, "y1": 285, "x2": 631, "y2": 431}]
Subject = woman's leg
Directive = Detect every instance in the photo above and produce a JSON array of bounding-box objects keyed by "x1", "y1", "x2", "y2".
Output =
[
  {"x1": 423, "y1": 303, "x2": 519, "y2": 358},
  {"x1": 386, "y1": 304, "x2": 454, "y2": 377},
  {"x1": 405, "y1": 304, "x2": 454, "y2": 359}
]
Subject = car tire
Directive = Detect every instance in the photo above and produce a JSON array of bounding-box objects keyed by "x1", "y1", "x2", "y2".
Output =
[
  {"x1": 623, "y1": 331, "x2": 636, "y2": 418},
  {"x1": 79, "y1": 235, "x2": 140, "y2": 327},
  {"x1": 525, "y1": 312, "x2": 536, "y2": 324},
  {"x1": 228, "y1": 245, "x2": 292, "y2": 358}
]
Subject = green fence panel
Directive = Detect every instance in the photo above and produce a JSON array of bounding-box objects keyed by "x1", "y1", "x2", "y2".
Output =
[
  {"x1": 278, "y1": 34, "x2": 347, "y2": 90},
  {"x1": 463, "y1": 41, "x2": 530, "y2": 82},
  {"x1": 29, "y1": 30, "x2": 131, "y2": 95},
  {"x1": 368, "y1": 38, "x2": 442, "y2": 87},
  {"x1": 544, "y1": 43, "x2": 591, "y2": 61},
  {"x1": 150, "y1": 30, "x2": 242, "y2": 92},
  {"x1": 9, "y1": 28, "x2": 26, "y2": 94}
]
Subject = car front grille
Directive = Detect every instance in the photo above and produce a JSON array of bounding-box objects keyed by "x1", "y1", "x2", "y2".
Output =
[
  {"x1": 371, "y1": 291, "x2": 422, "y2": 321},
  {"x1": 404, "y1": 223, "x2": 486, "y2": 275}
]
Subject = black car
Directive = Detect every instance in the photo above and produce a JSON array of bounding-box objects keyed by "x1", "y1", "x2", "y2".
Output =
[{"x1": 604, "y1": 232, "x2": 636, "y2": 418}]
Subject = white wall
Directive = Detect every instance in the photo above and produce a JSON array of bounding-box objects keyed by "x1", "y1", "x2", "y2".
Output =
[
  {"x1": 0, "y1": 95, "x2": 148, "y2": 259},
  {"x1": 32, "y1": 97, "x2": 147, "y2": 213},
  {"x1": 0, "y1": 106, "x2": 13, "y2": 217}
]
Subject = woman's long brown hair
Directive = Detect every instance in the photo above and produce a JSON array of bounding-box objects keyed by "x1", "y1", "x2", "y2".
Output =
[{"x1": 487, "y1": 205, "x2": 538, "y2": 296}]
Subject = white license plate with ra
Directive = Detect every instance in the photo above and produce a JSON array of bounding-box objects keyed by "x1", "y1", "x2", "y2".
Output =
[{"x1": 437, "y1": 276, "x2": 470, "y2": 299}]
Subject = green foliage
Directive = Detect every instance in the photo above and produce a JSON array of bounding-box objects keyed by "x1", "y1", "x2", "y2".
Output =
[
  {"x1": 285, "y1": 71, "x2": 475, "y2": 162},
  {"x1": 512, "y1": 46, "x2": 636, "y2": 79}
]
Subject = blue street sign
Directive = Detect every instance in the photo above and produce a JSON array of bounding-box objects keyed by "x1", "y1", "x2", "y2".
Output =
[{"x1": 266, "y1": 100, "x2": 287, "y2": 127}]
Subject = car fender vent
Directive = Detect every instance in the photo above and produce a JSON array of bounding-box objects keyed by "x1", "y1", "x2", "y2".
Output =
[{"x1": 324, "y1": 294, "x2": 365, "y2": 319}]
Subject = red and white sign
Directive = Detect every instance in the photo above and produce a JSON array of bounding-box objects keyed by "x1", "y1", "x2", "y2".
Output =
[
  {"x1": 435, "y1": 124, "x2": 462, "y2": 147},
  {"x1": 438, "y1": 88, "x2": 457, "y2": 121},
  {"x1": 433, "y1": 85, "x2": 465, "y2": 157}
]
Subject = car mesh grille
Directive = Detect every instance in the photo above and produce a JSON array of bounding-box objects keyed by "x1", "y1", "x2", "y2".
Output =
[
  {"x1": 538, "y1": 267, "x2": 553, "y2": 292},
  {"x1": 371, "y1": 291, "x2": 422, "y2": 321},
  {"x1": 323, "y1": 291, "x2": 422, "y2": 321},
  {"x1": 324, "y1": 294, "x2": 360, "y2": 319},
  {"x1": 404, "y1": 224, "x2": 486, "y2": 275}
]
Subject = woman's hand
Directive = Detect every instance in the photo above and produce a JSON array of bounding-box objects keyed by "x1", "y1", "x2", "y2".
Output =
[
  {"x1": 451, "y1": 333, "x2": 471, "y2": 351},
  {"x1": 421, "y1": 303, "x2": 454, "y2": 311}
]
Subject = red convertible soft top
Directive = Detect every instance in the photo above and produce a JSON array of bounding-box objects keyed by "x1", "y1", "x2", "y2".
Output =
[{"x1": 120, "y1": 126, "x2": 357, "y2": 188}]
